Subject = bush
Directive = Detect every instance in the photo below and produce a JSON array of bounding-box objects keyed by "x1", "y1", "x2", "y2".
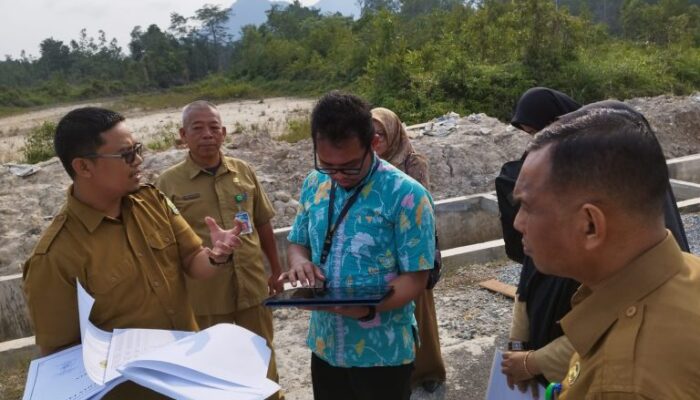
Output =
[
  {"x1": 146, "y1": 121, "x2": 179, "y2": 151},
  {"x1": 276, "y1": 116, "x2": 311, "y2": 143},
  {"x1": 23, "y1": 121, "x2": 56, "y2": 164}
]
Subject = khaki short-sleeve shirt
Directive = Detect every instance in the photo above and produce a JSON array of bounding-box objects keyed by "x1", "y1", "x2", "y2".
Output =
[
  {"x1": 156, "y1": 154, "x2": 275, "y2": 314},
  {"x1": 23, "y1": 184, "x2": 202, "y2": 353},
  {"x1": 559, "y1": 233, "x2": 700, "y2": 399}
]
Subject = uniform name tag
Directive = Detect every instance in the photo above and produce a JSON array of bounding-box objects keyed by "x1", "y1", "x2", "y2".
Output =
[
  {"x1": 235, "y1": 211, "x2": 254, "y2": 235},
  {"x1": 181, "y1": 193, "x2": 201, "y2": 200}
]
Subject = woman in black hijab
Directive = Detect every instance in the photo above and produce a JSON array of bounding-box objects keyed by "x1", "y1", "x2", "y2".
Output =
[
  {"x1": 498, "y1": 88, "x2": 689, "y2": 392},
  {"x1": 499, "y1": 88, "x2": 582, "y2": 393}
]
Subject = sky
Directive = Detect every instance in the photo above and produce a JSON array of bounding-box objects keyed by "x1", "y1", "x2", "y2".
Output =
[{"x1": 0, "y1": 0, "x2": 317, "y2": 59}]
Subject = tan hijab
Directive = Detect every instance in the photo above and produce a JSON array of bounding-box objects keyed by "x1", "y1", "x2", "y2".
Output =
[{"x1": 371, "y1": 107, "x2": 430, "y2": 189}]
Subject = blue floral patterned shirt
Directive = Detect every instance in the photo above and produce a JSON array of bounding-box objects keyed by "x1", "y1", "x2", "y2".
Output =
[{"x1": 288, "y1": 155, "x2": 436, "y2": 367}]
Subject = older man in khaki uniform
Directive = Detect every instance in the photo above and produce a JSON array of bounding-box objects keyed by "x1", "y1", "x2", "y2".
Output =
[
  {"x1": 24, "y1": 107, "x2": 242, "y2": 399},
  {"x1": 156, "y1": 100, "x2": 283, "y2": 398},
  {"x1": 511, "y1": 101, "x2": 700, "y2": 399}
]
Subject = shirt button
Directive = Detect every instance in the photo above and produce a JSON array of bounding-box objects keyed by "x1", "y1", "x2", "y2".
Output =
[
  {"x1": 136, "y1": 252, "x2": 143, "y2": 257},
  {"x1": 153, "y1": 281, "x2": 161, "y2": 288},
  {"x1": 167, "y1": 309, "x2": 175, "y2": 315},
  {"x1": 625, "y1": 306, "x2": 637, "y2": 317}
]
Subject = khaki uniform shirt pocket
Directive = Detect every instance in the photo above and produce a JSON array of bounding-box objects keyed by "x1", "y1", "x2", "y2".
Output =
[{"x1": 146, "y1": 226, "x2": 180, "y2": 279}]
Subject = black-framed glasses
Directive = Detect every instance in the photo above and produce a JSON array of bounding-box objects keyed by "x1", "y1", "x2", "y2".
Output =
[
  {"x1": 83, "y1": 142, "x2": 143, "y2": 165},
  {"x1": 314, "y1": 146, "x2": 370, "y2": 176}
]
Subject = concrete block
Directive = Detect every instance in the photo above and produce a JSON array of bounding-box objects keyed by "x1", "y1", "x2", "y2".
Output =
[
  {"x1": 668, "y1": 154, "x2": 700, "y2": 183},
  {"x1": 0, "y1": 275, "x2": 32, "y2": 342},
  {"x1": 678, "y1": 197, "x2": 700, "y2": 213},
  {"x1": 441, "y1": 239, "x2": 507, "y2": 269},
  {"x1": 0, "y1": 336, "x2": 37, "y2": 370},
  {"x1": 434, "y1": 195, "x2": 502, "y2": 250},
  {"x1": 670, "y1": 179, "x2": 700, "y2": 201}
]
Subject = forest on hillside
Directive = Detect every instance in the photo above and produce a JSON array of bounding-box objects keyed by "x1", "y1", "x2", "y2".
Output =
[{"x1": 1, "y1": 0, "x2": 699, "y2": 122}]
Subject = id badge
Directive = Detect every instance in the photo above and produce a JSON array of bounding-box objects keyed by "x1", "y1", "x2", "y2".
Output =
[{"x1": 235, "y1": 211, "x2": 254, "y2": 235}]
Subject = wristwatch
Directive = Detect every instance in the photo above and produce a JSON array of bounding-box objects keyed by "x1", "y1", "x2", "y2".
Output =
[
  {"x1": 507, "y1": 340, "x2": 528, "y2": 351},
  {"x1": 358, "y1": 305, "x2": 376, "y2": 322},
  {"x1": 209, "y1": 254, "x2": 233, "y2": 267}
]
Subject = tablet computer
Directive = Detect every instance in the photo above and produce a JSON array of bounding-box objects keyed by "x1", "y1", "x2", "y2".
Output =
[{"x1": 263, "y1": 285, "x2": 393, "y2": 307}]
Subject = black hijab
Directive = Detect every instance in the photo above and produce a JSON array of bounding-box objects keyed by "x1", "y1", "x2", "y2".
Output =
[{"x1": 511, "y1": 87, "x2": 581, "y2": 132}]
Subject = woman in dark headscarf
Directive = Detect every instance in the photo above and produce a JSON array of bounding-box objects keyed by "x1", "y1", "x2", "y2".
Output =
[
  {"x1": 500, "y1": 88, "x2": 690, "y2": 391},
  {"x1": 371, "y1": 107, "x2": 446, "y2": 393},
  {"x1": 499, "y1": 88, "x2": 582, "y2": 392}
]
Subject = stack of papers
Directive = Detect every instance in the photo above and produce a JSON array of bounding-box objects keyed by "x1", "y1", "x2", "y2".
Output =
[{"x1": 23, "y1": 281, "x2": 279, "y2": 400}]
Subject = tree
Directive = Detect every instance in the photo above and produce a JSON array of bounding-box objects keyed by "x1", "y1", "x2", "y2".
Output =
[
  {"x1": 193, "y1": 4, "x2": 231, "y2": 72},
  {"x1": 38, "y1": 38, "x2": 71, "y2": 75},
  {"x1": 129, "y1": 25, "x2": 188, "y2": 87},
  {"x1": 400, "y1": 0, "x2": 462, "y2": 16},
  {"x1": 357, "y1": 0, "x2": 399, "y2": 15}
]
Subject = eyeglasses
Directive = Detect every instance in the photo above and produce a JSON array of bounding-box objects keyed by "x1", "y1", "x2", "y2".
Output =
[
  {"x1": 314, "y1": 146, "x2": 370, "y2": 176},
  {"x1": 83, "y1": 142, "x2": 143, "y2": 165}
]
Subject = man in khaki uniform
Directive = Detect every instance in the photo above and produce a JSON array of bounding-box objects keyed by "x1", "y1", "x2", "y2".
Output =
[
  {"x1": 23, "y1": 107, "x2": 243, "y2": 399},
  {"x1": 156, "y1": 100, "x2": 283, "y2": 398},
  {"x1": 512, "y1": 101, "x2": 700, "y2": 399}
]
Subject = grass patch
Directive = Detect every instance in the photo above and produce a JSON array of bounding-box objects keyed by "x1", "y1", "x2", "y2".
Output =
[
  {"x1": 0, "y1": 106, "x2": 26, "y2": 119},
  {"x1": 276, "y1": 115, "x2": 311, "y2": 143},
  {"x1": 113, "y1": 77, "x2": 269, "y2": 112},
  {"x1": 22, "y1": 121, "x2": 56, "y2": 164},
  {"x1": 146, "y1": 121, "x2": 180, "y2": 151},
  {"x1": 0, "y1": 357, "x2": 30, "y2": 400}
]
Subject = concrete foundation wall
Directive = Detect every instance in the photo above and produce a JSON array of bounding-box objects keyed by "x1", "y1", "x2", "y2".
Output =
[
  {"x1": 668, "y1": 154, "x2": 700, "y2": 182},
  {"x1": 0, "y1": 275, "x2": 31, "y2": 342}
]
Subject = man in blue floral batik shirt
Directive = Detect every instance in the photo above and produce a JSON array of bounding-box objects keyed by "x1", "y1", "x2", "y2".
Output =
[{"x1": 282, "y1": 91, "x2": 436, "y2": 400}]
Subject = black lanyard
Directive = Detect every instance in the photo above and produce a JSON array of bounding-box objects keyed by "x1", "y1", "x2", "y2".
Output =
[{"x1": 319, "y1": 158, "x2": 380, "y2": 266}]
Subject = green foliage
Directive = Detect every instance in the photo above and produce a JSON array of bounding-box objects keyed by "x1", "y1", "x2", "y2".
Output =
[
  {"x1": 22, "y1": 121, "x2": 56, "y2": 164},
  {"x1": 276, "y1": 116, "x2": 311, "y2": 143},
  {"x1": 1, "y1": 0, "x2": 699, "y2": 125},
  {"x1": 114, "y1": 76, "x2": 261, "y2": 111},
  {"x1": 146, "y1": 121, "x2": 179, "y2": 151}
]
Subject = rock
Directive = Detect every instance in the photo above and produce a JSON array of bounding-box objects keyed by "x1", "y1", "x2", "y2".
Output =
[
  {"x1": 273, "y1": 200, "x2": 287, "y2": 211},
  {"x1": 274, "y1": 191, "x2": 291, "y2": 202}
]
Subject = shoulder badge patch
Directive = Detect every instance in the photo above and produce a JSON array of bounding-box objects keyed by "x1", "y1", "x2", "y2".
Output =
[{"x1": 567, "y1": 361, "x2": 581, "y2": 386}]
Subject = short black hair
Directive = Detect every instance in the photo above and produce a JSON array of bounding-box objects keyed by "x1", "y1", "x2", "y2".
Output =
[
  {"x1": 55, "y1": 107, "x2": 125, "y2": 178},
  {"x1": 529, "y1": 100, "x2": 668, "y2": 215},
  {"x1": 311, "y1": 91, "x2": 373, "y2": 149}
]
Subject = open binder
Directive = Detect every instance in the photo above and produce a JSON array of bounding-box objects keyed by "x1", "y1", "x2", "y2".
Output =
[{"x1": 22, "y1": 280, "x2": 279, "y2": 400}]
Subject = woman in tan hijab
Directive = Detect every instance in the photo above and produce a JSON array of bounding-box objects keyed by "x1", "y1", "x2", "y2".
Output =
[{"x1": 371, "y1": 107, "x2": 445, "y2": 393}]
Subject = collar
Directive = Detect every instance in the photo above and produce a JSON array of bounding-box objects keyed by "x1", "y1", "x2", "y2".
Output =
[
  {"x1": 66, "y1": 185, "x2": 135, "y2": 233},
  {"x1": 561, "y1": 231, "x2": 683, "y2": 357},
  {"x1": 184, "y1": 152, "x2": 232, "y2": 180}
]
